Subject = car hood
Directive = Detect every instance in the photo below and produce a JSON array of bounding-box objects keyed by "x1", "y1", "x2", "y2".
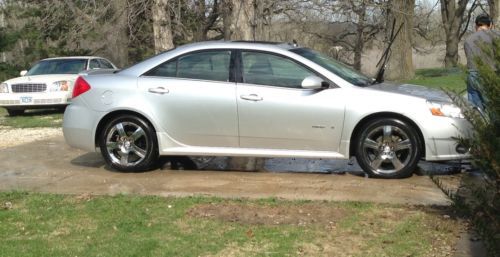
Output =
[
  {"x1": 367, "y1": 82, "x2": 452, "y2": 103},
  {"x1": 3, "y1": 74, "x2": 78, "y2": 85}
]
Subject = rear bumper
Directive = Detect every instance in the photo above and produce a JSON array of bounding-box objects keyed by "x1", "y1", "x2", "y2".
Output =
[{"x1": 62, "y1": 103, "x2": 100, "y2": 152}]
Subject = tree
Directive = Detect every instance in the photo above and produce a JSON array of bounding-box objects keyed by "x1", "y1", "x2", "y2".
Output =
[
  {"x1": 488, "y1": 0, "x2": 499, "y2": 26},
  {"x1": 223, "y1": 0, "x2": 255, "y2": 40},
  {"x1": 384, "y1": 0, "x2": 415, "y2": 80},
  {"x1": 439, "y1": 0, "x2": 476, "y2": 68},
  {"x1": 152, "y1": 0, "x2": 174, "y2": 53}
]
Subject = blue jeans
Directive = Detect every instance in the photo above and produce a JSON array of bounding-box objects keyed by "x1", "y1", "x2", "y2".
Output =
[{"x1": 467, "y1": 71, "x2": 485, "y2": 110}]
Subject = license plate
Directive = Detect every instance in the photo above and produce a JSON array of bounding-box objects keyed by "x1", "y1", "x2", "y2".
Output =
[{"x1": 20, "y1": 96, "x2": 33, "y2": 103}]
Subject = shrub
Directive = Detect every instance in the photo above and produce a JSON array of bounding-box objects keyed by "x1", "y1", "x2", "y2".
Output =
[{"x1": 448, "y1": 38, "x2": 500, "y2": 255}]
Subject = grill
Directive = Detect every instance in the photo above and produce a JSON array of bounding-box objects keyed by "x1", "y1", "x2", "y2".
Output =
[{"x1": 11, "y1": 83, "x2": 47, "y2": 93}]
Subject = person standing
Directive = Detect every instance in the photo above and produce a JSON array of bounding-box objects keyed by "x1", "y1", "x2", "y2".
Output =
[{"x1": 464, "y1": 14, "x2": 500, "y2": 111}]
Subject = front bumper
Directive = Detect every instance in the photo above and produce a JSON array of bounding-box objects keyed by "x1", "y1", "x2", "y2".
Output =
[
  {"x1": 422, "y1": 116, "x2": 472, "y2": 161},
  {"x1": 0, "y1": 92, "x2": 71, "y2": 108}
]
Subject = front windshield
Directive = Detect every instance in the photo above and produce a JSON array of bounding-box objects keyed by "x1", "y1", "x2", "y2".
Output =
[
  {"x1": 26, "y1": 59, "x2": 87, "y2": 76},
  {"x1": 290, "y1": 48, "x2": 372, "y2": 86}
]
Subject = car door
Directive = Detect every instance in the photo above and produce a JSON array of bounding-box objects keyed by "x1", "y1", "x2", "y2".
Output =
[
  {"x1": 138, "y1": 49, "x2": 239, "y2": 148},
  {"x1": 237, "y1": 50, "x2": 345, "y2": 151}
]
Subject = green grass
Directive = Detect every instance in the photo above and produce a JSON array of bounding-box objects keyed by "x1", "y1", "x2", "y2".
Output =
[
  {"x1": 0, "y1": 108, "x2": 63, "y2": 128},
  {"x1": 404, "y1": 68, "x2": 466, "y2": 92},
  {"x1": 0, "y1": 192, "x2": 462, "y2": 257}
]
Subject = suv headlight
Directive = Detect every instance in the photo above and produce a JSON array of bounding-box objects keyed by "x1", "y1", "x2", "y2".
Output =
[
  {"x1": 0, "y1": 83, "x2": 8, "y2": 93},
  {"x1": 50, "y1": 80, "x2": 70, "y2": 92},
  {"x1": 427, "y1": 101, "x2": 464, "y2": 118}
]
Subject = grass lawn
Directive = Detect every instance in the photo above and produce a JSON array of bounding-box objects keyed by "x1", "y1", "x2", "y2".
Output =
[
  {"x1": 0, "y1": 108, "x2": 63, "y2": 128},
  {"x1": 404, "y1": 68, "x2": 466, "y2": 92},
  {"x1": 0, "y1": 192, "x2": 461, "y2": 257}
]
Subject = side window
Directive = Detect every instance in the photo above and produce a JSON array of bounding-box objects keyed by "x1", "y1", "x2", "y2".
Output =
[
  {"x1": 242, "y1": 52, "x2": 315, "y2": 88},
  {"x1": 145, "y1": 60, "x2": 177, "y2": 77},
  {"x1": 89, "y1": 59, "x2": 100, "y2": 69},
  {"x1": 177, "y1": 51, "x2": 231, "y2": 82},
  {"x1": 143, "y1": 50, "x2": 231, "y2": 82},
  {"x1": 98, "y1": 59, "x2": 114, "y2": 69}
]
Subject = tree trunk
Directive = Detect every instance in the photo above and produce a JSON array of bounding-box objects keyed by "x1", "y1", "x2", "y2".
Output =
[
  {"x1": 107, "y1": 0, "x2": 128, "y2": 67},
  {"x1": 223, "y1": 0, "x2": 255, "y2": 40},
  {"x1": 222, "y1": 0, "x2": 262, "y2": 171},
  {"x1": 439, "y1": 0, "x2": 468, "y2": 68},
  {"x1": 384, "y1": 0, "x2": 415, "y2": 80},
  {"x1": 152, "y1": 0, "x2": 174, "y2": 53},
  {"x1": 489, "y1": 0, "x2": 499, "y2": 27}
]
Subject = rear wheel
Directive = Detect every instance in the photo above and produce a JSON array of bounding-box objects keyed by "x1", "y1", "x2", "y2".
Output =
[
  {"x1": 99, "y1": 115, "x2": 159, "y2": 172},
  {"x1": 355, "y1": 118, "x2": 421, "y2": 179},
  {"x1": 6, "y1": 108, "x2": 24, "y2": 116}
]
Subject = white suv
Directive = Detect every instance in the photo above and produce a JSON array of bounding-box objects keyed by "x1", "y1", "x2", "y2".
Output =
[{"x1": 0, "y1": 56, "x2": 117, "y2": 116}]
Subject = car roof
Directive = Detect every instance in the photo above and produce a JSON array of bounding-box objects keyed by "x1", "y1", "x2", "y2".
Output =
[
  {"x1": 41, "y1": 56, "x2": 109, "y2": 61},
  {"x1": 176, "y1": 40, "x2": 299, "y2": 51}
]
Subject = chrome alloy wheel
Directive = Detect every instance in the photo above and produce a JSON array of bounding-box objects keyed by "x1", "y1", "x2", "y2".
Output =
[
  {"x1": 361, "y1": 125, "x2": 413, "y2": 175},
  {"x1": 105, "y1": 121, "x2": 149, "y2": 167}
]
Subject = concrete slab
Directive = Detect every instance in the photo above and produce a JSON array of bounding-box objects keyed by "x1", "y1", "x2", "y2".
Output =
[{"x1": 0, "y1": 135, "x2": 451, "y2": 205}]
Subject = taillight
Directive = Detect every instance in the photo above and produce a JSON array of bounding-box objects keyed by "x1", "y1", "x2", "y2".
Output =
[{"x1": 72, "y1": 76, "x2": 91, "y2": 98}]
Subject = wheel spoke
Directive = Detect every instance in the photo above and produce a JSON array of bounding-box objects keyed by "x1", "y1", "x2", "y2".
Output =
[
  {"x1": 131, "y1": 145, "x2": 146, "y2": 158},
  {"x1": 364, "y1": 138, "x2": 379, "y2": 150},
  {"x1": 395, "y1": 139, "x2": 411, "y2": 151},
  {"x1": 116, "y1": 123, "x2": 127, "y2": 137},
  {"x1": 131, "y1": 127, "x2": 145, "y2": 141},
  {"x1": 371, "y1": 155, "x2": 384, "y2": 170},
  {"x1": 391, "y1": 157, "x2": 405, "y2": 170},
  {"x1": 106, "y1": 141, "x2": 119, "y2": 151},
  {"x1": 119, "y1": 151, "x2": 129, "y2": 165},
  {"x1": 383, "y1": 125, "x2": 392, "y2": 142}
]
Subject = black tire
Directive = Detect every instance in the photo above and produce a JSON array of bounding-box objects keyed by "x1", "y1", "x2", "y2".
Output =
[
  {"x1": 6, "y1": 108, "x2": 24, "y2": 116},
  {"x1": 99, "y1": 115, "x2": 159, "y2": 172},
  {"x1": 355, "y1": 118, "x2": 421, "y2": 179}
]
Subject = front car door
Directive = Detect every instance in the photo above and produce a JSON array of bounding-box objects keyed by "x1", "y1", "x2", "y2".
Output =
[
  {"x1": 237, "y1": 50, "x2": 345, "y2": 152},
  {"x1": 138, "y1": 49, "x2": 239, "y2": 148}
]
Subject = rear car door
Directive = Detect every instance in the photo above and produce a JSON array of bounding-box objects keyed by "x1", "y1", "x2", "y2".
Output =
[{"x1": 138, "y1": 49, "x2": 239, "y2": 147}]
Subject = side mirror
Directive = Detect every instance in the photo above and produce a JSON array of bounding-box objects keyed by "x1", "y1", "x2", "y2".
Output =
[
  {"x1": 20, "y1": 70, "x2": 28, "y2": 76},
  {"x1": 301, "y1": 75, "x2": 329, "y2": 89}
]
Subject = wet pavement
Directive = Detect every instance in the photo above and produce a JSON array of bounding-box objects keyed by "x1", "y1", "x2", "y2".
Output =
[{"x1": 0, "y1": 135, "x2": 457, "y2": 205}]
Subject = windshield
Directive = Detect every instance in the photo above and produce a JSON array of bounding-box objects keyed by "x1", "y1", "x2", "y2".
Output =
[
  {"x1": 26, "y1": 59, "x2": 87, "y2": 76},
  {"x1": 290, "y1": 48, "x2": 372, "y2": 86}
]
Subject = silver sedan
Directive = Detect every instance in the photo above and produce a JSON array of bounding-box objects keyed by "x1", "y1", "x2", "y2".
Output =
[{"x1": 63, "y1": 41, "x2": 470, "y2": 178}]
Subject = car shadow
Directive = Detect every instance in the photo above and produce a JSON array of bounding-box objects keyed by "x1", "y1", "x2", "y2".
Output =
[{"x1": 69, "y1": 153, "x2": 466, "y2": 177}]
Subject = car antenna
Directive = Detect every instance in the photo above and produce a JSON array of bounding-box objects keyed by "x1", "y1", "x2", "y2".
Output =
[{"x1": 373, "y1": 20, "x2": 404, "y2": 84}]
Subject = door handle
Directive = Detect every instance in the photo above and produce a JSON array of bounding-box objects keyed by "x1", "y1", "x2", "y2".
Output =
[
  {"x1": 240, "y1": 94, "x2": 263, "y2": 101},
  {"x1": 148, "y1": 87, "x2": 169, "y2": 94}
]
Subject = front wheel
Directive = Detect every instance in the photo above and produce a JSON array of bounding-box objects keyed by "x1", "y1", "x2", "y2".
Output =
[
  {"x1": 99, "y1": 115, "x2": 159, "y2": 172},
  {"x1": 355, "y1": 118, "x2": 421, "y2": 179}
]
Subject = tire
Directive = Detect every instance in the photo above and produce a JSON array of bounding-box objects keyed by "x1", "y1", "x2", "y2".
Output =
[
  {"x1": 99, "y1": 115, "x2": 159, "y2": 172},
  {"x1": 355, "y1": 118, "x2": 421, "y2": 179},
  {"x1": 6, "y1": 108, "x2": 24, "y2": 116}
]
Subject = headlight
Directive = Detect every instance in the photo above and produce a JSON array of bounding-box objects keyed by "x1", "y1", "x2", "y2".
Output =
[
  {"x1": 50, "y1": 80, "x2": 70, "y2": 92},
  {"x1": 0, "y1": 83, "x2": 8, "y2": 93},
  {"x1": 427, "y1": 101, "x2": 464, "y2": 118}
]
